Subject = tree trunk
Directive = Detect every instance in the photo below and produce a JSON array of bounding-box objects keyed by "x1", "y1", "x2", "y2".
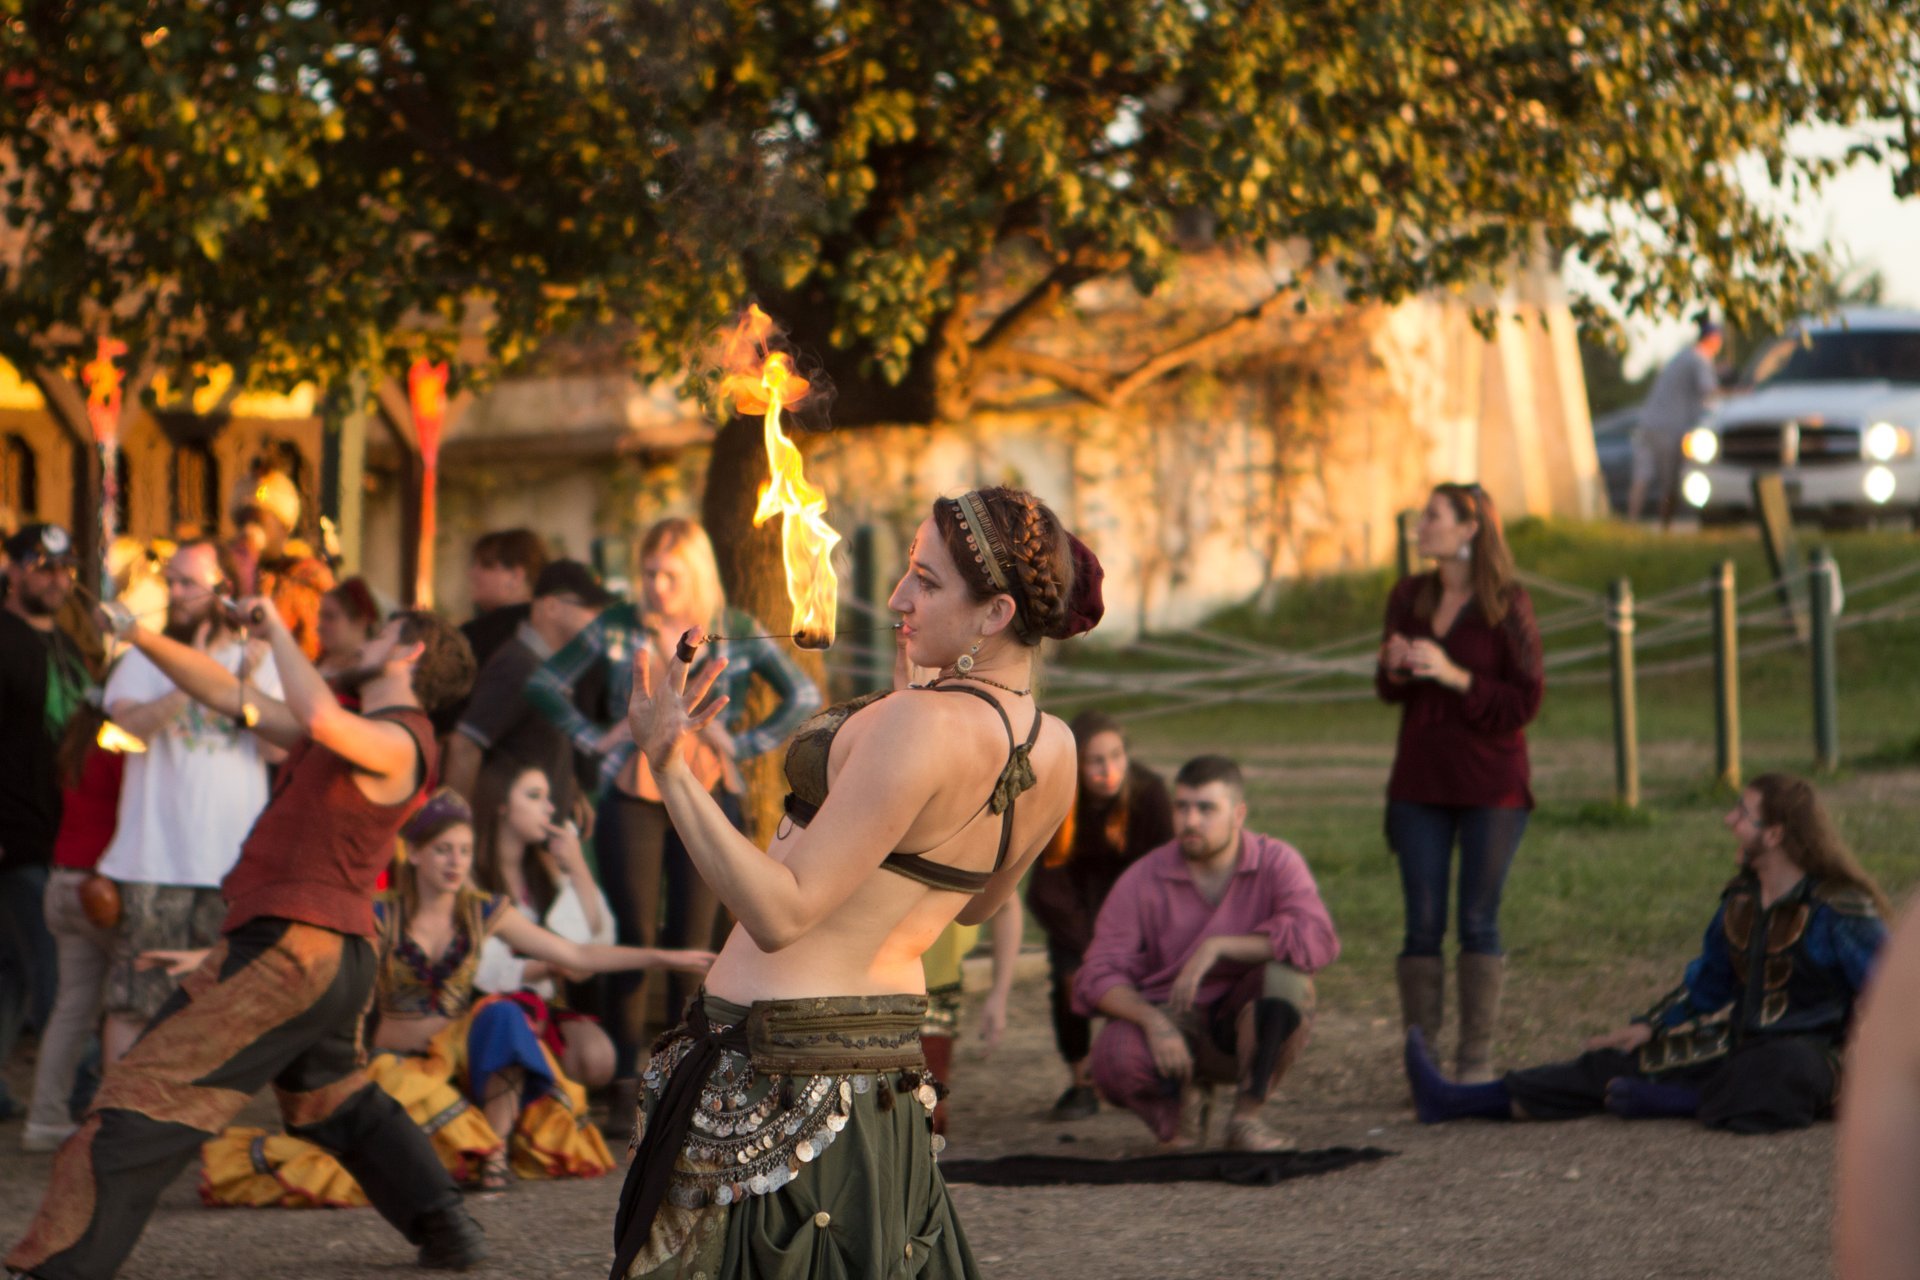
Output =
[{"x1": 700, "y1": 414, "x2": 825, "y2": 846}]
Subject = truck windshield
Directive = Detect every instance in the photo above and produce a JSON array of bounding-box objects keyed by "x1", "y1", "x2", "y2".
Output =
[{"x1": 1749, "y1": 329, "x2": 1920, "y2": 386}]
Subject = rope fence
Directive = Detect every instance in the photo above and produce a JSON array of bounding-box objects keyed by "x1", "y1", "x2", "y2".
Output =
[{"x1": 824, "y1": 547, "x2": 1920, "y2": 795}]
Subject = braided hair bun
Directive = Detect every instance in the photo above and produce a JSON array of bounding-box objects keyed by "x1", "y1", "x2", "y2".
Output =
[{"x1": 933, "y1": 487, "x2": 1096, "y2": 644}]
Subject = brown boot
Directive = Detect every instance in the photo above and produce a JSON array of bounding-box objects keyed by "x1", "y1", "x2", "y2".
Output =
[
  {"x1": 1394, "y1": 956, "x2": 1444, "y2": 1042},
  {"x1": 1455, "y1": 953, "x2": 1506, "y2": 1083}
]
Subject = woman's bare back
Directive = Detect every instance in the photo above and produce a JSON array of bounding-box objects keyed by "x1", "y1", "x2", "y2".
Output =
[{"x1": 703, "y1": 687, "x2": 1074, "y2": 1002}]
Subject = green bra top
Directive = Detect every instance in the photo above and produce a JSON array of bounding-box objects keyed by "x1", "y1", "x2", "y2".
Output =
[{"x1": 782, "y1": 683, "x2": 1041, "y2": 894}]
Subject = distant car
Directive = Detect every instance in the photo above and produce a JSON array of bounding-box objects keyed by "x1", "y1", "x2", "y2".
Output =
[
  {"x1": 1676, "y1": 308, "x2": 1920, "y2": 528},
  {"x1": 1591, "y1": 404, "x2": 1649, "y2": 516}
]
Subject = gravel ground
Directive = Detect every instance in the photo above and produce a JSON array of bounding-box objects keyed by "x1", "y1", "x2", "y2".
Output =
[{"x1": 0, "y1": 968, "x2": 1832, "y2": 1280}]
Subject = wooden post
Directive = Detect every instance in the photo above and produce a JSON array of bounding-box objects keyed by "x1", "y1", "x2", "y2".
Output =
[
  {"x1": 1710, "y1": 560, "x2": 1740, "y2": 790},
  {"x1": 1809, "y1": 548, "x2": 1840, "y2": 773},
  {"x1": 1396, "y1": 509, "x2": 1419, "y2": 580},
  {"x1": 1608, "y1": 578, "x2": 1639, "y2": 808}
]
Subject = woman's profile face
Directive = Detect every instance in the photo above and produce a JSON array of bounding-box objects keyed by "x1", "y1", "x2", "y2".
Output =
[
  {"x1": 415, "y1": 824, "x2": 475, "y2": 896},
  {"x1": 1416, "y1": 491, "x2": 1478, "y2": 561},
  {"x1": 643, "y1": 547, "x2": 694, "y2": 621},
  {"x1": 1079, "y1": 730, "x2": 1128, "y2": 800},
  {"x1": 887, "y1": 517, "x2": 983, "y2": 669},
  {"x1": 503, "y1": 769, "x2": 554, "y2": 845}
]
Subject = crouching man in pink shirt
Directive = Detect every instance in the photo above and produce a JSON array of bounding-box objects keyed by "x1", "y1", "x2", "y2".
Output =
[{"x1": 1073, "y1": 755, "x2": 1339, "y2": 1151}]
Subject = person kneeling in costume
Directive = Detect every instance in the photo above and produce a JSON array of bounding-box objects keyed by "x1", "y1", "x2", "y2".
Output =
[
  {"x1": 199, "y1": 789, "x2": 712, "y2": 1202},
  {"x1": 1406, "y1": 774, "x2": 1886, "y2": 1134}
]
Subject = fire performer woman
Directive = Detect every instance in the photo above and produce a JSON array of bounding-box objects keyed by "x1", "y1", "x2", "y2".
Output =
[{"x1": 610, "y1": 486, "x2": 1102, "y2": 1280}]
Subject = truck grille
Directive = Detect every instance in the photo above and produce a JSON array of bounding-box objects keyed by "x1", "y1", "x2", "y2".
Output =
[{"x1": 1718, "y1": 422, "x2": 1860, "y2": 467}]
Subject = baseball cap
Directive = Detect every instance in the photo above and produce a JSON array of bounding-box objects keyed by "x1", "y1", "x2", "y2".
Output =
[
  {"x1": 534, "y1": 559, "x2": 614, "y2": 609},
  {"x1": 5, "y1": 522, "x2": 76, "y2": 567}
]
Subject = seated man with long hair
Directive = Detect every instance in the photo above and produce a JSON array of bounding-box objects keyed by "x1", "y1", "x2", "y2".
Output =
[{"x1": 1407, "y1": 773, "x2": 1888, "y2": 1134}]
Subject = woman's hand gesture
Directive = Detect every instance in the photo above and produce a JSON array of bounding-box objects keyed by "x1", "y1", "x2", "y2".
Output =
[
  {"x1": 626, "y1": 627, "x2": 731, "y2": 774},
  {"x1": 544, "y1": 820, "x2": 585, "y2": 874}
]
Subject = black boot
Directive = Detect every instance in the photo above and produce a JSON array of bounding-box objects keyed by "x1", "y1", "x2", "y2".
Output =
[{"x1": 415, "y1": 1203, "x2": 488, "y2": 1271}]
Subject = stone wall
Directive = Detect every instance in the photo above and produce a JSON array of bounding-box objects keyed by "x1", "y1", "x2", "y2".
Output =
[{"x1": 382, "y1": 261, "x2": 1598, "y2": 639}]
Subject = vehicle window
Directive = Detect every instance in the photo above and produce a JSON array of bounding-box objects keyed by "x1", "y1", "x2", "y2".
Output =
[{"x1": 1753, "y1": 329, "x2": 1920, "y2": 386}]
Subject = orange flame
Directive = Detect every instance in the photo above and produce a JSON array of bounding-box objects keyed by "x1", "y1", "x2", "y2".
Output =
[{"x1": 717, "y1": 306, "x2": 840, "y2": 648}]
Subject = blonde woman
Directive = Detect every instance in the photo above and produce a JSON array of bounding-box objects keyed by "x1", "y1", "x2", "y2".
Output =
[{"x1": 526, "y1": 518, "x2": 820, "y2": 1112}]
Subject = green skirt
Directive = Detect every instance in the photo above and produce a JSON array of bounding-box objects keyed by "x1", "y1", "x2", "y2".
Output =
[{"x1": 621, "y1": 993, "x2": 979, "y2": 1280}]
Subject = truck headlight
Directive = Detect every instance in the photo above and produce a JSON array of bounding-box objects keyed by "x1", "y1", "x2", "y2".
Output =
[
  {"x1": 1682, "y1": 428, "x2": 1719, "y2": 463},
  {"x1": 1863, "y1": 422, "x2": 1913, "y2": 461},
  {"x1": 1682, "y1": 472, "x2": 1713, "y2": 508},
  {"x1": 1865, "y1": 467, "x2": 1897, "y2": 504}
]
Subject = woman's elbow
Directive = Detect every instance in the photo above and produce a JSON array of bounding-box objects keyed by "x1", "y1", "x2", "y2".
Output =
[{"x1": 742, "y1": 911, "x2": 807, "y2": 954}]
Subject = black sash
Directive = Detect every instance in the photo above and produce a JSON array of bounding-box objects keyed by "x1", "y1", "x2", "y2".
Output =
[{"x1": 608, "y1": 1000, "x2": 749, "y2": 1280}]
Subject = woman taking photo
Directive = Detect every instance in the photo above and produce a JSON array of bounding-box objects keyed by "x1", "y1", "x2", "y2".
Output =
[
  {"x1": 1377, "y1": 482, "x2": 1543, "y2": 1083},
  {"x1": 314, "y1": 577, "x2": 382, "y2": 679},
  {"x1": 612, "y1": 486, "x2": 1102, "y2": 1280},
  {"x1": 1026, "y1": 709, "x2": 1173, "y2": 1121},
  {"x1": 527, "y1": 518, "x2": 820, "y2": 1101}
]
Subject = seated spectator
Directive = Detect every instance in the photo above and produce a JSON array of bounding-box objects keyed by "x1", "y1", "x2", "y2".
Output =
[
  {"x1": 98, "y1": 538, "x2": 283, "y2": 1065},
  {"x1": 470, "y1": 762, "x2": 617, "y2": 1092},
  {"x1": 21, "y1": 694, "x2": 124, "y2": 1151},
  {"x1": 196, "y1": 790, "x2": 713, "y2": 1202},
  {"x1": 1407, "y1": 774, "x2": 1887, "y2": 1135},
  {"x1": 1074, "y1": 755, "x2": 1339, "y2": 1151},
  {"x1": 443, "y1": 559, "x2": 612, "y2": 820},
  {"x1": 1027, "y1": 710, "x2": 1173, "y2": 1121},
  {"x1": 315, "y1": 576, "x2": 382, "y2": 679},
  {"x1": 435, "y1": 527, "x2": 549, "y2": 737}
]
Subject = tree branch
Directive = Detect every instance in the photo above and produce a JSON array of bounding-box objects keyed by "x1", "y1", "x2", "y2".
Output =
[
  {"x1": 981, "y1": 285, "x2": 1298, "y2": 410},
  {"x1": 970, "y1": 250, "x2": 1119, "y2": 360}
]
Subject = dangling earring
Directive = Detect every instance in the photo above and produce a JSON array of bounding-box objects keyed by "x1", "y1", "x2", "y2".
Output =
[
  {"x1": 1457, "y1": 541, "x2": 1474, "y2": 562},
  {"x1": 955, "y1": 639, "x2": 982, "y2": 675}
]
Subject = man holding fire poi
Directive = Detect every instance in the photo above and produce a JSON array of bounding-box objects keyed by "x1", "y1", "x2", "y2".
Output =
[{"x1": 608, "y1": 312, "x2": 1108, "y2": 1279}]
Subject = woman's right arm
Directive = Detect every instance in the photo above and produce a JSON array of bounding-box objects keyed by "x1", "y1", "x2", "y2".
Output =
[{"x1": 1375, "y1": 578, "x2": 1416, "y2": 705}]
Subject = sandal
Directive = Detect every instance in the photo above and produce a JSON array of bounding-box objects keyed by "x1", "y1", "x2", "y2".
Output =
[{"x1": 470, "y1": 1149, "x2": 514, "y2": 1193}]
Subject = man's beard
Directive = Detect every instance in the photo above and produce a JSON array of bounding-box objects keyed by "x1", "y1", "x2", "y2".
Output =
[
  {"x1": 18, "y1": 582, "x2": 67, "y2": 617},
  {"x1": 334, "y1": 661, "x2": 383, "y2": 693},
  {"x1": 1178, "y1": 830, "x2": 1234, "y2": 862},
  {"x1": 165, "y1": 608, "x2": 215, "y2": 643}
]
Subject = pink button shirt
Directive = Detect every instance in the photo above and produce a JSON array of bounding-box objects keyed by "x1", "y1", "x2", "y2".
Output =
[{"x1": 1072, "y1": 830, "x2": 1340, "y2": 1017}]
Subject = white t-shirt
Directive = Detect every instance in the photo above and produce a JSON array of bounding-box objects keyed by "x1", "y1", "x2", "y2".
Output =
[
  {"x1": 98, "y1": 643, "x2": 284, "y2": 887},
  {"x1": 476, "y1": 878, "x2": 615, "y2": 1000}
]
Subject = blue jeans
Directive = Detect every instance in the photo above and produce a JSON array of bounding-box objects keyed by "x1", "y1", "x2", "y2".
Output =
[
  {"x1": 1386, "y1": 802, "x2": 1529, "y2": 957},
  {"x1": 0, "y1": 861, "x2": 57, "y2": 1111}
]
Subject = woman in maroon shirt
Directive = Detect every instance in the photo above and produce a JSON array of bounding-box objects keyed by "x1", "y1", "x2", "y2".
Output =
[{"x1": 1377, "y1": 483, "x2": 1543, "y2": 1083}]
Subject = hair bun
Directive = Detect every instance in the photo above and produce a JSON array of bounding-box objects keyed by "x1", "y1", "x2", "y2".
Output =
[{"x1": 1051, "y1": 533, "x2": 1104, "y2": 639}]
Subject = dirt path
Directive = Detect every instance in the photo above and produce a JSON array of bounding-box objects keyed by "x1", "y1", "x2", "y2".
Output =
[{"x1": 0, "y1": 973, "x2": 1832, "y2": 1280}]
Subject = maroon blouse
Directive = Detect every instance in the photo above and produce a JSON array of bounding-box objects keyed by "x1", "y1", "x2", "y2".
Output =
[{"x1": 1375, "y1": 574, "x2": 1544, "y2": 809}]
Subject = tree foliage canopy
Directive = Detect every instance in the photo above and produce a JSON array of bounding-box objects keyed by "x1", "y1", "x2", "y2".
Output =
[{"x1": 2, "y1": 0, "x2": 1915, "y2": 421}]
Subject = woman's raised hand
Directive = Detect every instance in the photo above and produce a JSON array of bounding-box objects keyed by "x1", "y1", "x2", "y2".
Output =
[
  {"x1": 626, "y1": 627, "x2": 730, "y2": 773},
  {"x1": 543, "y1": 820, "x2": 585, "y2": 872}
]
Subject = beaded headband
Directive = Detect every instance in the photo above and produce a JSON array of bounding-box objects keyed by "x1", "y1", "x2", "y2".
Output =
[{"x1": 951, "y1": 491, "x2": 1020, "y2": 600}]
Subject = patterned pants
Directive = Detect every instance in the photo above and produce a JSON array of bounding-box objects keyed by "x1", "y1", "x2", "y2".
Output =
[{"x1": 6, "y1": 917, "x2": 460, "y2": 1280}]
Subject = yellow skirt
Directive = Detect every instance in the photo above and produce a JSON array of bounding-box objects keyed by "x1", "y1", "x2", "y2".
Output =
[{"x1": 200, "y1": 997, "x2": 614, "y2": 1209}]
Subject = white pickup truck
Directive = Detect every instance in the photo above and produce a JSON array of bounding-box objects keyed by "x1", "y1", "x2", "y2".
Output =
[{"x1": 1677, "y1": 308, "x2": 1920, "y2": 528}]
